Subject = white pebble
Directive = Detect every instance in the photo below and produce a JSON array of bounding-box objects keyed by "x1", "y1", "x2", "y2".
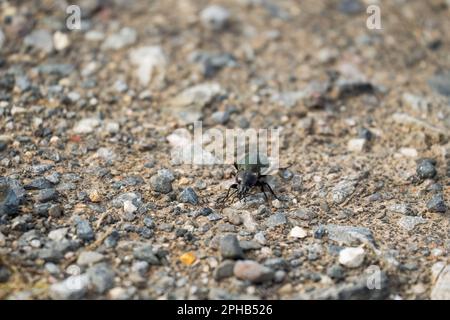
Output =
[
  {"x1": 123, "y1": 200, "x2": 138, "y2": 214},
  {"x1": 77, "y1": 251, "x2": 104, "y2": 266},
  {"x1": 53, "y1": 31, "x2": 70, "y2": 51},
  {"x1": 48, "y1": 228, "x2": 68, "y2": 241},
  {"x1": 347, "y1": 138, "x2": 367, "y2": 152},
  {"x1": 200, "y1": 5, "x2": 230, "y2": 31},
  {"x1": 399, "y1": 147, "x2": 418, "y2": 158},
  {"x1": 289, "y1": 226, "x2": 308, "y2": 239},
  {"x1": 129, "y1": 46, "x2": 167, "y2": 86},
  {"x1": 339, "y1": 246, "x2": 365, "y2": 268},
  {"x1": 73, "y1": 118, "x2": 101, "y2": 134}
]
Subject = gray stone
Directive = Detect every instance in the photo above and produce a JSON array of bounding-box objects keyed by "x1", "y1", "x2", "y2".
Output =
[
  {"x1": 150, "y1": 173, "x2": 173, "y2": 194},
  {"x1": 416, "y1": 158, "x2": 437, "y2": 179},
  {"x1": 331, "y1": 179, "x2": 357, "y2": 204},
  {"x1": 219, "y1": 234, "x2": 244, "y2": 259},
  {"x1": 274, "y1": 270, "x2": 286, "y2": 283},
  {"x1": 38, "y1": 247, "x2": 63, "y2": 262},
  {"x1": 0, "y1": 178, "x2": 25, "y2": 216},
  {"x1": 357, "y1": 127, "x2": 373, "y2": 141},
  {"x1": 138, "y1": 226, "x2": 153, "y2": 239},
  {"x1": 389, "y1": 203, "x2": 415, "y2": 216},
  {"x1": 131, "y1": 261, "x2": 149, "y2": 276},
  {"x1": 45, "y1": 263, "x2": 60, "y2": 275},
  {"x1": 31, "y1": 164, "x2": 54, "y2": 175},
  {"x1": 214, "y1": 260, "x2": 235, "y2": 280},
  {"x1": 338, "y1": 0, "x2": 363, "y2": 15},
  {"x1": 102, "y1": 27, "x2": 137, "y2": 50},
  {"x1": 133, "y1": 244, "x2": 160, "y2": 265},
  {"x1": 254, "y1": 232, "x2": 267, "y2": 245},
  {"x1": 178, "y1": 187, "x2": 199, "y2": 205},
  {"x1": 427, "y1": 194, "x2": 447, "y2": 213},
  {"x1": 24, "y1": 177, "x2": 53, "y2": 190},
  {"x1": 266, "y1": 212, "x2": 287, "y2": 227},
  {"x1": 190, "y1": 51, "x2": 236, "y2": 78},
  {"x1": 239, "y1": 240, "x2": 262, "y2": 251},
  {"x1": 111, "y1": 192, "x2": 142, "y2": 208},
  {"x1": 211, "y1": 110, "x2": 231, "y2": 124},
  {"x1": 158, "y1": 169, "x2": 175, "y2": 181},
  {"x1": 242, "y1": 211, "x2": 258, "y2": 232},
  {"x1": 208, "y1": 212, "x2": 222, "y2": 221},
  {"x1": 143, "y1": 216, "x2": 155, "y2": 228},
  {"x1": 48, "y1": 228, "x2": 68, "y2": 242},
  {"x1": 36, "y1": 188, "x2": 58, "y2": 203},
  {"x1": 38, "y1": 64, "x2": 74, "y2": 76},
  {"x1": 48, "y1": 204, "x2": 63, "y2": 218},
  {"x1": 49, "y1": 274, "x2": 90, "y2": 300},
  {"x1": 157, "y1": 223, "x2": 174, "y2": 232},
  {"x1": 327, "y1": 264, "x2": 345, "y2": 280},
  {"x1": 0, "y1": 266, "x2": 11, "y2": 283},
  {"x1": 77, "y1": 251, "x2": 104, "y2": 266},
  {"x1": 104, "y1": 230, "x2": 119, "y2": 248},
  {"x1": 24, "y1": 29, "x2": 53, "y2": 53},
  {"x1": 233, "y1": 260, "x2": 274, "y2": 283},
  {"x1": 76, "y1": 219, "x2": 95, "y2": 241},
  {"x1": 428, "y1": 71, "x2": 450, "y2": 97},
  {"x1": 397, "y1": 216, "x2": 427, "y2": 231},
  {"x1": 87, "y1": 263, "x2": 115, "y2": 294},
  {"x1": 291, "y1": 208, "x2": 317, "y2": 220},
  {"x1": 317, "y1": 224, "x2": 376, "y2": 246},
  {"x1": 263, "y1": 258, "x2": 290, "y2": 271},
  {"x1": 15, "y1": 75, "x2": 30, "y2": 92}
]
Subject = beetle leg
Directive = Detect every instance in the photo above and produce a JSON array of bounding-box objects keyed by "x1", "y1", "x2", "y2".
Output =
[
  {"x1": 260, "y1": 181, "x2": 281, "y2": 201},
  {"x1": 218, "y1": 183, "x2": 238, "y2": 203},
  {"x1": 260, "y1": 184, "x2": 269, "y2": 201},
  {"x1": 230, "y1": 190, "x2": 242, "y2": 204},
  {"x1": 256, "y1": 180, "x2": 270, "y2": 201}
]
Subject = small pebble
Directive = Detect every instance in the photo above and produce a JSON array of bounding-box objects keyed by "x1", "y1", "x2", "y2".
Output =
[
  {"x1": 427, "y1": 194, "x2": 447, "y2": 213},
  {"x1": 289, "y1": 226, "x2": 308, "y2": 239},
  {"x1": 178, "y1": 187, "x2": 199, "y2": 205},
  {"x1": 233, "y1": 260, "x2": 274, "y2": 283},
  {"x1": 200, "y1": 5, "x2": 230, "y2": 31},
  {"x1": 339, "y1": 247, "x2": 365, "y2": 268},
  {"x1": 220, "y1": 234, "x2": 244, "y2": 260}
]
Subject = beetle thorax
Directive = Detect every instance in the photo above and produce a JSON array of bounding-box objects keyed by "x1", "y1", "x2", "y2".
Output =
[{"x1": 237, "y1": 171, "x2": 258, "y2": 193}]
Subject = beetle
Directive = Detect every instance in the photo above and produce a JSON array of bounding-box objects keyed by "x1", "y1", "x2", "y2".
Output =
[{"x1": 218, "y1": 152, "x2": 281, "y2": 205}]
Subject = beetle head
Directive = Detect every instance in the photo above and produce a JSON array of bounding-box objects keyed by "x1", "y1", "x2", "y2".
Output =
[{"x1": 237, "y1": 170, "x2": 257, "y2": 196}]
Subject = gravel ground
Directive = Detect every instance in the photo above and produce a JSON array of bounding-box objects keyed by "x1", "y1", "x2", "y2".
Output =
[{"x1": 0, "y1": 0, "x2": 449, "y2": 300}]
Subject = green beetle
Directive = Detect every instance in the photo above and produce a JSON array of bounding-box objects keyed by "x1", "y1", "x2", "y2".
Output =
[{"x1": 218, "y1": 152, "x2": 280, "y2": 204}]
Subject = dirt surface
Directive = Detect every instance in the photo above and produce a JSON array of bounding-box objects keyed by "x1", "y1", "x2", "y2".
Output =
[{"x1": 0, "y1": 0, "x2": 449, "y2": 300}]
